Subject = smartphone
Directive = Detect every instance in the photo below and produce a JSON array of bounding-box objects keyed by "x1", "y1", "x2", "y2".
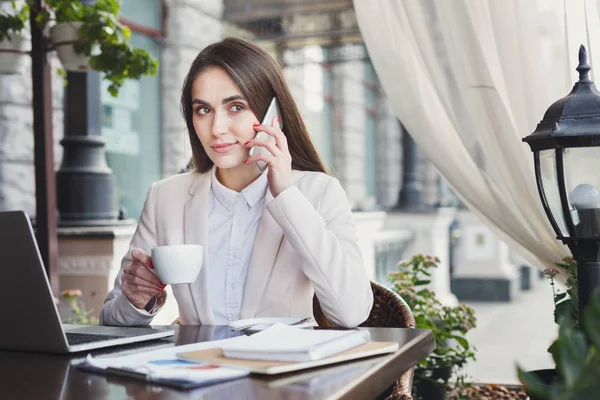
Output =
[{"x1": 249, "y1": 97, "x2": 282, "y2": 172}]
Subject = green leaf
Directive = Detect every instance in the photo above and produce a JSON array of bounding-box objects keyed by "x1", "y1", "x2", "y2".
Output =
[
  {"x1": 388, "y1": 254, "x2": 476, "y2": 374},
  {"x1": 556, "y1": 326, "x2": 587, "y2": 388},
  {"x1": 555, "y1": 292, "x2": 567, "y2": 302},
  {"x1": 521, "y1": 288, "x2": 600, "y2": 399},
  {"x1": 555, "y1": 299, "x2": 577, "y2": 326},
  {"x1": 451, "y1": 335, "x2": 469, "y2": 350},
  {"x1": 40, "y1": 0, "x2": 158, "y2": 97},
  {"x1": 415, "y1": 315, "x2": 434, "y2": 330},
  {"x1": 517, "y1": 366, "x2": 551, "y2": 399}
]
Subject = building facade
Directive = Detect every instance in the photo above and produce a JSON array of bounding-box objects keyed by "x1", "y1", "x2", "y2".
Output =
[
  {"x1": 0, "y1": 0, "x2": 445, "y2": 221},
  {"x1": 0, "y1": 0, "x2": 485, "y2": 322}
]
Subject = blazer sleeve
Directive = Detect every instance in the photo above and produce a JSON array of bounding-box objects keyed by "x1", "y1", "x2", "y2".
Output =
[
  {"x1": 266, "y1": 178, "x2": 373, "y2": 327},
  {"x1": 99, "y1": 183, "x2": 166, "y2": 326}
]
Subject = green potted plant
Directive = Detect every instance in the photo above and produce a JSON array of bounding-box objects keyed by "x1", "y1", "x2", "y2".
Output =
[
  {"x1": 545, "y1": 257, "x2": 578, "y2": 329},
  {"x1": 0, "y1": 1, "x2": 28, "y2": 74},
  {"x1": 517, "y1": 257, "x2": 578, "y2": 399},
  {"x1": 389, "y1": 255, "x2": 477, "y2": 400},
  {"x1": 36, "y1": 0, "x2": 158, "y2": 96},
  {"x1": 518, "y1": 288, "x2": 600, "y2": 399}
]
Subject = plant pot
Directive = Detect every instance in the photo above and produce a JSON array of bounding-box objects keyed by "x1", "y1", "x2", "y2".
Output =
[
  {"x1": 413, "y1": 366, "x2": 452, "y2": 400},
  {"x1": 49, "y1": 22, "x2": 91, "y2": 71},
  {"x1": 524, "y1": 368, "x2": 559, "y2": 400},
  {"x1": 0, "y1": 33, "x2": 27, "y2": 74}
]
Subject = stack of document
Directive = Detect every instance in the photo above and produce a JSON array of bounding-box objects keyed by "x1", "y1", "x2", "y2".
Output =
[
  {"x1": 221, "y1": 323, "x2": 371, "y2": 362},
  {"x1": 81, "y1": 337, "x2": 250, "y2": 389}
]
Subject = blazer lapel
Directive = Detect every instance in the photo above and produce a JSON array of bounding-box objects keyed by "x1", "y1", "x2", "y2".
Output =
[
  {"x1": 240, "y1": 189, "x2": 284, "y2": 318},
  {"x1": 183, "y1": 170, "x2": 216, "y2": 325}
]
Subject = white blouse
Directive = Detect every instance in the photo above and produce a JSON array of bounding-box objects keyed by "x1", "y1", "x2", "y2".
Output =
[{"x1": 207, "y1": 168, "x2": 268, "y2": 324}]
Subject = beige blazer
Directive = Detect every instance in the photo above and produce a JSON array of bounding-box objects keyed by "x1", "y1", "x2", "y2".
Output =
[{"x1": 99, "y1": 169, "x2": 373, "y2": 328}]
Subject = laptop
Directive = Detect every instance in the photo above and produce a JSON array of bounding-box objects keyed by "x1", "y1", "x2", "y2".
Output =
[{"x1": 0, "y1": 210, "x2": 175, "y2": 353}]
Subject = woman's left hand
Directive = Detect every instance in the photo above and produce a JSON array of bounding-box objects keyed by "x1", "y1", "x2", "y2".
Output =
[{"x1": 244, "y1": 116, "x2": 294, "y2": 197}]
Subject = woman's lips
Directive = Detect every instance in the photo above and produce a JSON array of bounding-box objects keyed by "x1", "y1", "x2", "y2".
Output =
[{"x1": 210, "y1": 143, "x2": 237, "y2": 153}]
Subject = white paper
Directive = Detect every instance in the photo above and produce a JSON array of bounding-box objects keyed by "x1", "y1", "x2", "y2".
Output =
[
  {"x1": 85, "y1": 336, "x2": 250, "y2": 383},
  {"x1": 229, "y1": 317, "x2": 317, "y2": 331}
]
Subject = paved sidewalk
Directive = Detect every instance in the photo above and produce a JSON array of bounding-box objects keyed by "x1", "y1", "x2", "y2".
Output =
[{"x1": 461, "y1": 277, "x2": 558, "y2": 384}]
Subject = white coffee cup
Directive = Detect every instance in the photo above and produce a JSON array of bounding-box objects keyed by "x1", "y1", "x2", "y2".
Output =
[{"x1": 150, "y1": 245, "x2": 203, "y2": 284}]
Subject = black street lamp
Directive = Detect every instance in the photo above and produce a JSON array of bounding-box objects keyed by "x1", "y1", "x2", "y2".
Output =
[{"x1": 523, "y1": 44, "x2": 600, "y2": 322}]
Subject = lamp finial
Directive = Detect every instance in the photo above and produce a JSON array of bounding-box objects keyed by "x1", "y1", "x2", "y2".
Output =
[{"x1": 577, "y1": 44, "x2": 592, "y2": 83}]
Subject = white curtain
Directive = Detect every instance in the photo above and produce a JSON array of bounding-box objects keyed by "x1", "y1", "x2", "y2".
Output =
[{"x1": 353, "y1": 0, "x2": 600, "y2": 270}]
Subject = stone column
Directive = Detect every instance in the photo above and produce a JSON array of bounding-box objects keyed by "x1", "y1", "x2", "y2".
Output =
[
  {"x1": 420, "y1": 156, "x2": 442, "y2": 208},
  {"x1": 161, "y1": 0, "x2": 224, "y2": 177},
  {"x1": 330, "y1": 47, "x2": 367, "y2": 209},
  {"x1": 393, "y1": 124, "x2": 422, "y2": 210},
  {"x1": 376, "y1": 96, "x2": 402, "y2": 208},
  {"x1": 0, "y1": 42, "x2": 63, "y2": 216}
]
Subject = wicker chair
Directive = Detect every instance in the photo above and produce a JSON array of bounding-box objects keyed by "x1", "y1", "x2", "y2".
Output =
[{"x1": 313, "y1": 281, "x2": 416, "y2": 400}]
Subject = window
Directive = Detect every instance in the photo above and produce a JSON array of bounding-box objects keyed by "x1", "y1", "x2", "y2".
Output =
[{"x1": 100, "y1": 0, "x2": 161, "y2": 220}]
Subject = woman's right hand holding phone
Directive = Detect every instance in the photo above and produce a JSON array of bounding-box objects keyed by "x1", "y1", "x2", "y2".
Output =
[{"x1": 121, "y1": 248, "x2": 166, "y2": 309}]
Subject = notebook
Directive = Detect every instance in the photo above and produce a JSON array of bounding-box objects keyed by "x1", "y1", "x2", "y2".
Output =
[
  {"x1": 176, "y1": 341, "x2": 399, "y2": 375},
  {"x1": 220, "y1": 323, "x2": 370, "y2": 363}
]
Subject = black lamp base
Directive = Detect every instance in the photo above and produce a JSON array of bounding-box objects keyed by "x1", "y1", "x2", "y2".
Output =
[{"x1": 576, "y1": 260, "x2": 600, "y2": 324}]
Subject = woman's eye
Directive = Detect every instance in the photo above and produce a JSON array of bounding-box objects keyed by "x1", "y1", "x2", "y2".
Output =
[
  {"x1": 196, "y1": 107, "x2": 210, "y2": 115},
  {"x1": 230, "y1": 104, "x2": 244, "y2": 112}
]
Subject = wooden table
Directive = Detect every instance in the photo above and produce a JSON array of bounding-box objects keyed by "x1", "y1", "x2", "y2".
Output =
[{"x1": 0, "y1": 326, "x2": 434, "y2": 400}]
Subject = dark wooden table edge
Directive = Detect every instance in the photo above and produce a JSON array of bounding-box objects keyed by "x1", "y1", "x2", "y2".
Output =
[
  {"x1": 334, "y1": 330, "x2": 436, "y2": 400},
  {"x1": 0, "y1": 326, "x2": 435, "y2": 400}
]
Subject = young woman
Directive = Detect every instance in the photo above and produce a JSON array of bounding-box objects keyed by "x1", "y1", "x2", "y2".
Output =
[{"x1": 100, "y1": 38, "x2": 373, "y2": 328}]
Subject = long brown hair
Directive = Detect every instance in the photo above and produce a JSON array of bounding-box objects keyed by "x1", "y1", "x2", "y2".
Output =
[{"x1": 180, "y1": 37, "x2": 328, "y2": 174}]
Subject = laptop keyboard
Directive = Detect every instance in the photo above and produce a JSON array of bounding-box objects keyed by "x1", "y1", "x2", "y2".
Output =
[{"x1": 66, "y1": 332, "x2": 124, "y2": 345}]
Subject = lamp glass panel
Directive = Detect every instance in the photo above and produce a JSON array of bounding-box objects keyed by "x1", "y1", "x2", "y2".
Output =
[
  {"x1": 563, "y1": 146, "x2": 600, "y2": 237},
  {"x1": 539, "y1": 149, "x2": 568, "y2": 236}
]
